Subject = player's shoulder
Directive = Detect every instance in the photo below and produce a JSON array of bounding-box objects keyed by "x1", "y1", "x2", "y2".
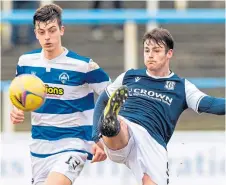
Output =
[
  {"x1": 169, "y1": 72, "x2": 186, "y2": 83},
  {"x1": 20, "y1": 48, "x2": 42, "y2": 57},
  {"x1": 125, "y1": 68, "x2": 146, "y2": 76},
  {"x1": 18, "y1": 48, "x2": 42, "y2": 65},
  {"x1": 23, "y1": 48, "x2": 42, "y2": 55},
  {"x1": 66, "y1": 50, "x2": 91, "y2": 63}
]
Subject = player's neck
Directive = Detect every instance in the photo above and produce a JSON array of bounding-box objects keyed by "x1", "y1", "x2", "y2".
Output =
[
  {"x1": 147, "y1": 68, "x2": 171, "y2": 77},
  {"x1": 44, "y1": 46, "x2": 65, "y2": 60}
]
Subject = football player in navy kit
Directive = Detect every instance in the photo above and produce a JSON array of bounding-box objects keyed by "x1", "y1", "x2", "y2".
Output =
[{"x1": 92, "y1": 28, "x2": 225, "y2": 185}]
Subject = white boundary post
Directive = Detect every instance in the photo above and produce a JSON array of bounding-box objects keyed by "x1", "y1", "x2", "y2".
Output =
[
  {"x1": 146, "y1": 0, "x2": 159, "y2": 31},
  {"x1": 124, "y1": 21, "x2": 138, "y2": 71},
  {"x1": 40, "y1": 0, "x2": 53, "y2": 6},
  {"x1": 2, "y1": 1, "x2": 13, "y2": 133},
  {"x1": 174, "y1": 0, "x2": 188, "y2": 10},
  {"x1": 2, "y1": 0, "x2": 12, "y2": 49}
]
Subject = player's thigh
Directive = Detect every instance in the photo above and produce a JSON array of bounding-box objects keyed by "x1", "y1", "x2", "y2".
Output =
[
  {"x1": 127, "y1": 122, "x2": 169, "y2": 185},
  {"x1": 101, "y1": 125, "x2": 135, "y2": 163},
  {"x1": 31, "y1": 156, "x2": 55, "y2": 185},
  {"x1": 48, "y1": 152, "x2": 87, "y2": 184},
  {"x1": 142, "y1": 173, "x2": 157, "y2": 185},
  {"x1": 102, "y1": 118, "x2": 130, "y2": 150}
]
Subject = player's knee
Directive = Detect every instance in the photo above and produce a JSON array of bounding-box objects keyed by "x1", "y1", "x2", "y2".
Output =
[
  {"x1": 105, "y1": 137, "x2": 134, "y2": 164},
  {"x1": 110, "y1": 154, "x2": 127, "y2": 163},
  {"x1": 105, "y1": 144, "x2": 131, "y2": 163},
  {"x1": 106, "y1": 149, "x2": 127, "y2": 163}
]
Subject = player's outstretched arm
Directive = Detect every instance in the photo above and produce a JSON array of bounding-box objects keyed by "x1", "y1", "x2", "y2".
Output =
[
  {"x1": 92, "y1": 91, "x2": 109, "y2": 142},
  {"x1": 198, "y1": 96, "x2": 225, "y2": 115},
  {"x1": 185, "y1": 79, "x2": 225, "y2": 115}
]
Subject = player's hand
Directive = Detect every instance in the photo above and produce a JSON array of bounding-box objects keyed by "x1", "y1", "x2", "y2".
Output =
[
  {"x1": 10, "y1": 107, "x2": 24, "y2": 124},
  {"x1": 91, "y1": 142, "x2": 107, "y2": 163}
]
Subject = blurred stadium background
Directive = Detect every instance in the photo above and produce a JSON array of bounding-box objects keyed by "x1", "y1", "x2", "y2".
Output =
[{"x1": 0, "y1": 1, "x2": 225, "y2": 185}]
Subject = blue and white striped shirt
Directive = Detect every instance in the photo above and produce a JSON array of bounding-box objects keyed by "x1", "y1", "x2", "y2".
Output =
[{"x1": 16, "y1": 48, "x2": 110, "y2": 159}]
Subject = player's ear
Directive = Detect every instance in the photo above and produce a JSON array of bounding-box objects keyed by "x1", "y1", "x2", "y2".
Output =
[
  {"x1": 167, "y1": 49, "x2": 173, "y2": 59},
  {"x1": 60, "y1": 26, "x2": 65, "y2": 36}
]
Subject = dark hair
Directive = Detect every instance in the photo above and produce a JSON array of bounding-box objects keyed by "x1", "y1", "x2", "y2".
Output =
[
  {"x1": 33, "y1": 4, "x2": 62, "y2": 28},
  {"x1": 143, "y1": 28, "x2": 174, "y2": 52}
]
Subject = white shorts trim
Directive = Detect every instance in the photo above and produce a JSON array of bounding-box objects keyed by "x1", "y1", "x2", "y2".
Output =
[{"x1": 101, "y1": 116, "x2": 168, "y2": 185}]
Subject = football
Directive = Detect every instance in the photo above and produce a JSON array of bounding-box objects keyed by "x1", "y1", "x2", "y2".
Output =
[{"x1": 9, "y1": 74, "x2": 46, "y2": 111}]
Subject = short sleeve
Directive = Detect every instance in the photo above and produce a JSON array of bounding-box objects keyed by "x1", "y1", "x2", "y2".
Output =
[
  {"x1": 106, "y1": 72, "x2": 126, "y2": 97},
  {"x1": 185, "y1": 79, "x2": 207, "y2": 113},
  {"x1": 86, "y1": 59, "x2": 111, "y2": 95}
]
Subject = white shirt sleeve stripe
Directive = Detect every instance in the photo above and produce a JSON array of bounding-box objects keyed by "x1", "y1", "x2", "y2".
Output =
[
  {"x1": 106, "y1": 72, "x2": 126, "y2": 96},
  {"x1": 185, "y1": 79, "x2": 207, "y2": 113}
]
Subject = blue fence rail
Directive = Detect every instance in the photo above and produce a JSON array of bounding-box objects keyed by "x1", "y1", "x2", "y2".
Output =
[
  {"x1": 1, "y1": 9, "x2": 225, "y2": 24},
  {"x1": 1, "y1": 9, "x2": 225, "y2": 90}
]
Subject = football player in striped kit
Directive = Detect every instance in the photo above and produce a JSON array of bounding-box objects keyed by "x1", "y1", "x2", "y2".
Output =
[{"x1": 10, "y1": 4, "x2": 109, "y2": 185}]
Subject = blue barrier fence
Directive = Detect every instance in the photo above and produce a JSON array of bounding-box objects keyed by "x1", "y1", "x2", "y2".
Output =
[
  {"x1": 1, "y1": 9, "x2": 225, "y2": 90},
  {"x1": 1, "y1": 9, "x2": 225, "y2": 24}
]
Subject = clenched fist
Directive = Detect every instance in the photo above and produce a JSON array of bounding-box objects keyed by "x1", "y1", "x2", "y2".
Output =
[{"x1": 10, "y1": 107, "x2": 24, "y2": 124}]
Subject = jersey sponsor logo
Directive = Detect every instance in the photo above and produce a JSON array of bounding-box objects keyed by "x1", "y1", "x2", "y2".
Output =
[
  {"x1": 129, "y1": 88, "x2": 173, "y2": 105},
  {"x1": 165, "y1": 81, "x2": 176, "y2": 90},
  {"x1": 45, "y1": 84, "x2": 64, "y2": 96},
  {"x1": 135, "y1": 77, "x2": 141, "y2": 82},
  {"x1": 59, "y1": 72, "x2": 69, "y2": 84}
]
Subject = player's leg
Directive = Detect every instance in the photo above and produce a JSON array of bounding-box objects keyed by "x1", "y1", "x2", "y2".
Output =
[
  {"x1": 102, "y1": 118, "x2": 130, "y2": 150},
  {"x1": 32, "y1": 175, "x2": 71, "y2": 185},
  {"x1": 44, "y1": 152, "x2": 87, "y2": 185},
  {"x1": 100, "y1": 86, "x2": 168, "y2": 184},
  {"x1": 100, "y1": 85, "x2": 130, "y2": 150},
  {"x1": 44, "y1": 172, "x2": 71, "y2": 185},
  {"x1": 103, "y1": 117, "x2": 168, "y2": 185},
  {"x1": 127, "y1": 122, "x2": 168, "y2": 185}
]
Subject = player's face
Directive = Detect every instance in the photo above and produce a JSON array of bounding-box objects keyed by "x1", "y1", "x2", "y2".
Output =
[
  {"x1": 143, "y1": 39, "x2": 173, "y2": 73},
  {"x1": 34, "y1": 19, "x2": 64, "y2": 52}
]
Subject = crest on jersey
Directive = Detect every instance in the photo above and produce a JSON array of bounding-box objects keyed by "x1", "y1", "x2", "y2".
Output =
[
  {"x1": 165, "y1": 81, "x2": 176, "y2": 90},
  {"x1": 135, "y1": 77, "x2": 141, "y2": 82},
  {"x1": 31, "y1": 71, "x2": 36, "y2": 76},
  {"x1": 59, "y1": 72, "x2": 69, "y2": 84}
]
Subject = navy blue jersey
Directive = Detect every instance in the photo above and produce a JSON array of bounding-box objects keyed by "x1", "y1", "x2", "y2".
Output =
[{"x1": 106, "y1": 69, "x2": 206, "y2": 148}]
